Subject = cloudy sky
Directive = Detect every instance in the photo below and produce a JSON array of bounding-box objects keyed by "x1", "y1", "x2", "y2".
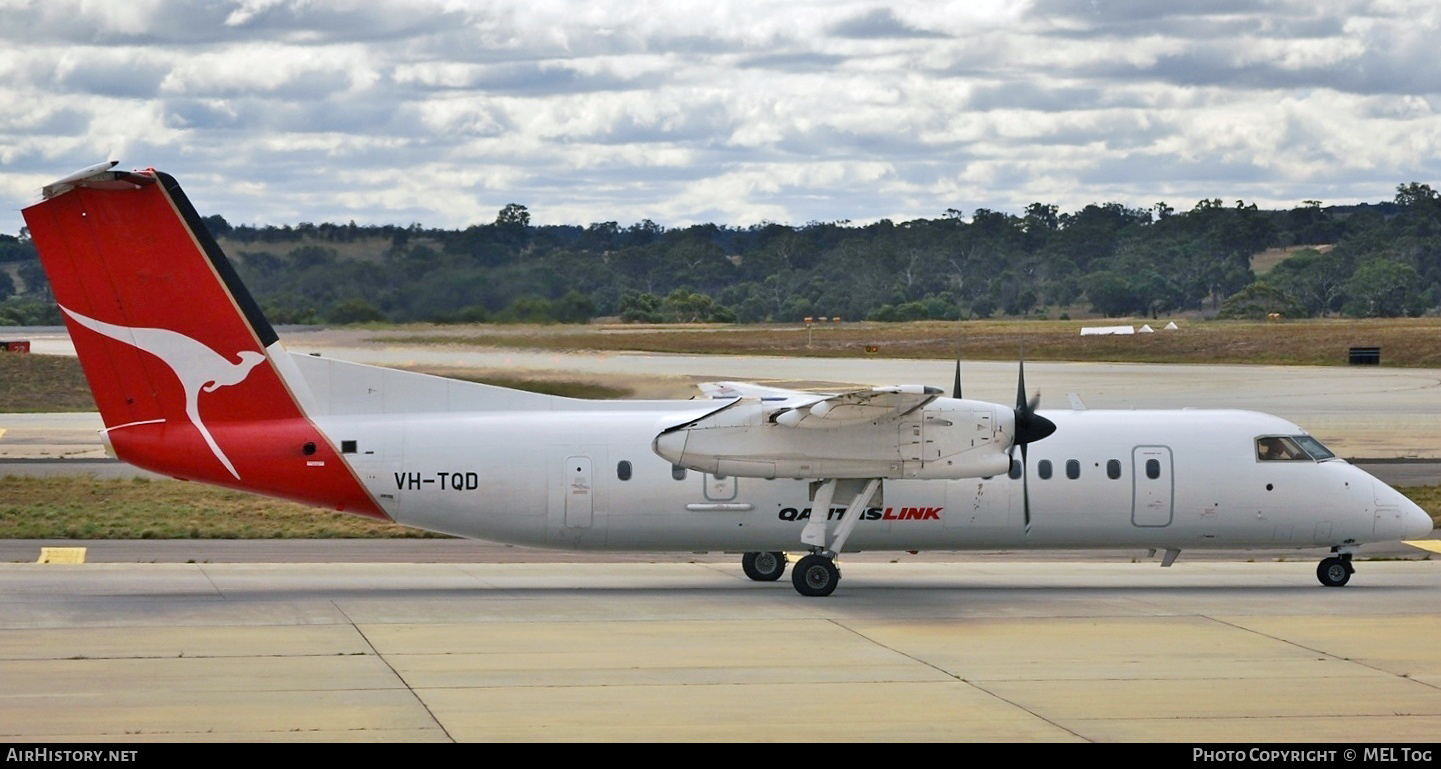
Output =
[{"x1": 2, "y1": 0, "x2": 1438, "y2": 236}]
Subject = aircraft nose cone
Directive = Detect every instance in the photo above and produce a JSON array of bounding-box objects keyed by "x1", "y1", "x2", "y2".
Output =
[
  {"x1": 1373, "y1": 480, "x2": 1435, "y2": 541},
  {"x1": 1404, "y1": 501, "x2": 1435, "y2": 540}
]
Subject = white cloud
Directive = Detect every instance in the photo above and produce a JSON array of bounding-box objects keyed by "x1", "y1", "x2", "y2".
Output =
[{"x1": 2, "y1": 0, "x2": 1440, "y2": 237}]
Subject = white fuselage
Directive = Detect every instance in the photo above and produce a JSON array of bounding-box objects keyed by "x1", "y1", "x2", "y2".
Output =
[{"x1": 296, "y1": 357, "x2": 1429, "y2": 554}]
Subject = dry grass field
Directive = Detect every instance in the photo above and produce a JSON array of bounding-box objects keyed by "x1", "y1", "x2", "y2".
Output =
[
  {"x1": 1250, "y1": 244, "x2": 1332, "y2": 276},
  {"x1": 0, "y1": 354, "x2": 630, "y2": 412},
  {"x1": 7, "y1": 316, "x2": 1441, "y2": 414},
  {"x1": 0, "y1": 352, "x2": 96, "y2": 412},
  {"x1": 380, "y1": 316, "x2": 1441, "y2": 368},
  {"x1": 0, "y1": 476, "x2": 439, "y2": 539}
]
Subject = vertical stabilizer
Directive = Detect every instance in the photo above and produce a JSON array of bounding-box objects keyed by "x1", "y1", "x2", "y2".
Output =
[{"x1": 22, "y1": 165, "x2": 386, "y2": 519}]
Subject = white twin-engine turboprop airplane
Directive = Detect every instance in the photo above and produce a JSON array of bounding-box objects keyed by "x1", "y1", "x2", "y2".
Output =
[{"x1": 22, "y1": 163, "x2": 1434, "y2": 596}]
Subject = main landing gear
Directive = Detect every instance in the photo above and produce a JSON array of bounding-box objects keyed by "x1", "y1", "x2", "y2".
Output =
[
  {"x1": 741, "y1": 551, "x2": 787, "y2": 581},
  {"x1": 786, "y1": 477, "x2": 882, "y2": 597},
  {"x1": 1317, "y1": 552, "x2": 1354, "y2": 587},
  {"x1": 740, "y1": 550, "x2": 841, "y2": 595},
  {"x1": 740, "y1": 550, "x2": 840, "y2": 596},
  {"x1": 792, "y1": 553, "x2": 841, "y2": 597}
]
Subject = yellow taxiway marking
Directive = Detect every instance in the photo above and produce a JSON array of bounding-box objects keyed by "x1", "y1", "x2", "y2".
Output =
[
  {"x1": 37, "y1": 547, "x2": 86, "y2": 564},
  {"x1": 1403, "y1": 540, "x2": 1441, "y2": 554}
]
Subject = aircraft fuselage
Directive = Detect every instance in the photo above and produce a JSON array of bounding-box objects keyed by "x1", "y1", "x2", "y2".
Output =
[{"x1": 313, "y1": 405, "x2": 1423, "y2": 554}]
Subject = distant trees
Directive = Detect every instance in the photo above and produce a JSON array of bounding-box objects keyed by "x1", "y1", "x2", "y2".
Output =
[
  {"x1": 1342, "y1": 259, "x2": 1427, "y2": 317},
  {"x1": 7, "y1": 184, "x2": 1441, "y2": 325}
]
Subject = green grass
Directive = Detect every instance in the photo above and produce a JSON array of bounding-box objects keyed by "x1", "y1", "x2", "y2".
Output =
[{"x1": 1, "y1": 475, "x2": 1436, "y2": 539}]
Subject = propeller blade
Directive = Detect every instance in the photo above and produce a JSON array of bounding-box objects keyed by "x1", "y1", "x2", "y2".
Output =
[
  {"x1": 1021, "y1": 442, "x2": 1031, "y2": 534},
  {"x1": 1009, "y1": 349, "x2": 1050, "y2": 536},
  {"x1": 952, "y1": 346, "x2": 963, "y2": 400},
  {"x1": 1015, "y1": 355, "x2": 1027, "y2": 411}
]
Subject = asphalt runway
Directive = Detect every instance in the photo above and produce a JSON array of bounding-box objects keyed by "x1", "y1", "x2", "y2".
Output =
[{"x1": 1, "y1": 555, "x2": 1438, "y2": 742}]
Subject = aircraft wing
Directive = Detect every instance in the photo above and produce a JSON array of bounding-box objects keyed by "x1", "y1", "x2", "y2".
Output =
[
  {"x1": 769, "y1": 385, "x2": 943, "y2": 428},
  {"x1": 696, "y1": 381, "x2": 827, "y2": 401},
  {"x1": 696, "y1": 381, "x2": 942, "y2": 427}
]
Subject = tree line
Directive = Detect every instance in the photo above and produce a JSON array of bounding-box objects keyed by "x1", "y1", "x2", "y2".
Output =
[{"x1": 2, "y1": 183, "x2": 1439, "y2": 326}]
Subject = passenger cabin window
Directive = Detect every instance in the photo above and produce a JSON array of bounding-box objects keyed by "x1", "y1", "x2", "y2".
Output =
[
  {"x1": 1146, "y1": 458, "x2": 1161, "y2": 479},
  {"x1": 1065, "y1": 459, "x2": 1080, "y2": 479},
  {"x1": 1256, "y1": 436, "x2": 1311, "y2": 461},
  {"x1": 1008, "y1": 459, "x2": 1022, "y2": 479},
  {"x1": 1106, "y1": 459, "x2": 1121, "y2": 480},
  {"x1": 617, "y1": 461, "x2": 632, "y2": 481},
  {"x1": 671, "y1": 464, "x2": 688, "y2": 480},
  {"x1": 1038, "y1": 460, "x2": 1052, "y2": 480}
]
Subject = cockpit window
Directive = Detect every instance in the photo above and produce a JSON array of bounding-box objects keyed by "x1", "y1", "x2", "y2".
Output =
[
  {"x1": 1256, "y1": 436, "x2": 1311, "y2": 461},
  {"x1": 1292, "y1": 435, "x2": 1336, "y2": 461}
]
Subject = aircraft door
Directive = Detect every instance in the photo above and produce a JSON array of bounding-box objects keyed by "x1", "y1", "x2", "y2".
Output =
[
  {"x1": 564, "y1": 456, "x2": 593, "y2": 528},
  {"x1": 1132, "y1": 445, "x2": 1173, "y2": 527},
  {"x1": 350, "y1": 419, "x2": 403, "y2": 506}
]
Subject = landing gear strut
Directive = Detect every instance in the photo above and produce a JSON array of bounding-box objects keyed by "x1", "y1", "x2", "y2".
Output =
[
  {"x1": 789, "y1": 477, "x2": 882, "y2": 597},
  {"x1": 741, "y1": 551, "x2": 787, "y2": 581},
  {"x1": 1317, "y1": 553, "x2": 1354, "y2": 588}
]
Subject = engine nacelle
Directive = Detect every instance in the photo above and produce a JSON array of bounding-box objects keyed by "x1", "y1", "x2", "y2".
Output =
[{"x1": 652, "y1": 397, "x2": 1015, "y2": 480}]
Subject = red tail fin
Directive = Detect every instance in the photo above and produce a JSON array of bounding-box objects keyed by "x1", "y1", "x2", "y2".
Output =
[{"x1": 23, "y1": 166, "x2": 386, "y2": 519}]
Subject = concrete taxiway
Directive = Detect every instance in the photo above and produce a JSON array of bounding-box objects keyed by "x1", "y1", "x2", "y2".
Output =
[{"x1": 1, "y1": 554, "x2": 1438, "y2": 742}]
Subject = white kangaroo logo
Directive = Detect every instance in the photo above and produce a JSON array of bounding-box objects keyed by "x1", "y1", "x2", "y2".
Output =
[{"x1": 62, "y1": 306, "x2": 266, "y2": 480}]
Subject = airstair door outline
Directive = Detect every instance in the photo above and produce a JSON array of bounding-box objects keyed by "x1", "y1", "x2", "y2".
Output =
[
  {"x1": 1132, "y1": 445, "x2": 1174, "y2": 527},
  {"x1": 565, "y1": 456, "x2": 593, "y2": 528}
]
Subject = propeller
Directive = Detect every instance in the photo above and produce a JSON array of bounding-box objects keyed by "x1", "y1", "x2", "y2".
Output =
[
  {"x1": 1009, "y1": 355, "x2": 1057, "y2": 533},
  {"x1": 947, "y1": 339, "x2": 1055, "y2": 532}
]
